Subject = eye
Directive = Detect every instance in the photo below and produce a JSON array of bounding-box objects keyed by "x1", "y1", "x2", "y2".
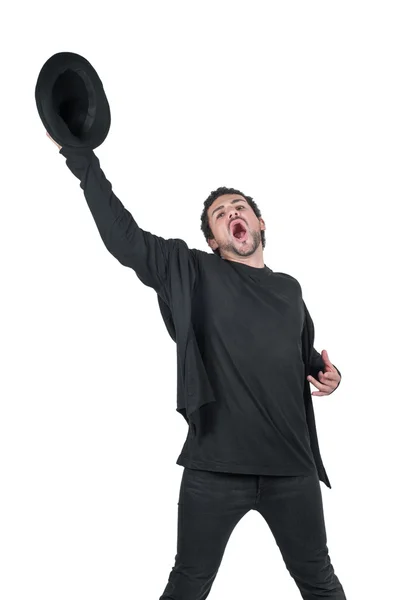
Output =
[{"x1": 217, "y1": 206, "x2": 245, "y2": 219}]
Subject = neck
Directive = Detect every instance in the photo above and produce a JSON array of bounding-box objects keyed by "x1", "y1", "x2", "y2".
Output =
[{"x1": 221, "y1": 251, "x2": 265, "y2": 269}]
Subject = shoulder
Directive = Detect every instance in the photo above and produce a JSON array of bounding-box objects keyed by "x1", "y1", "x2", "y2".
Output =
[{"x1": 271, "y1": 270, "x2": 302, "y2": 291}]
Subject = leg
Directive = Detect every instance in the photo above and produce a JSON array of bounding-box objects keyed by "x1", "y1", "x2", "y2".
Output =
[
  {"x1": 159, "y1": 468, "x2": 254, "y2": 600},
  {"x1": 254, "y1": 473, "x2": 347, "y2": 599}
]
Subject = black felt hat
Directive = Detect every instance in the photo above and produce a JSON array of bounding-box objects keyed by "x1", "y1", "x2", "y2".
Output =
[{"x1": 35, "y1": 52, "x2": 111, "y2": 150}]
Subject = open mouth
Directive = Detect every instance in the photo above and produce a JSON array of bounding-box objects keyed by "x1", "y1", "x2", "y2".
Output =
[{"x1": 231, "y1": 220, "x2": 248, "y2": 242}]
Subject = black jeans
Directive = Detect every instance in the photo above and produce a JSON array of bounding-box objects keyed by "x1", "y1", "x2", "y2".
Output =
[{"x1": 159, "y1": 468, "x2": 346, "y2": 599}]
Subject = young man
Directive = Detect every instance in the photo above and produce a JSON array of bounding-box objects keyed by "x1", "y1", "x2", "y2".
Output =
[{"x1": 48, "y1": 133, "x2": 346, "y2": 599}]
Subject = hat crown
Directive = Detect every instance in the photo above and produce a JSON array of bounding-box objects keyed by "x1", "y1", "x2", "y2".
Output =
[{"x1": 35, "y1": 52, "x2": 111, "y2": 150}]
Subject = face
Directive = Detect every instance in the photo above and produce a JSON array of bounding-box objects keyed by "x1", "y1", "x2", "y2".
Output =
[{"x1": 207, "y1": 194, "x2": 266, "y2": 258}]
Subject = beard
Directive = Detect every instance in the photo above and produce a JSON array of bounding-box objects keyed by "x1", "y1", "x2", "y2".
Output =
[{"x1": 218, "y1": 228, "x2": 263, "y2": 257}]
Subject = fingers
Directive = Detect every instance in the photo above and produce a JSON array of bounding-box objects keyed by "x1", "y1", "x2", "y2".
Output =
[
  {"x1": 46, "y1": 131, "x2": 62, "y2": 150},
  {"x1": 307, "y1": 370, "x2": 340, "y2": 398},
  {"x1": 307, "y1": 375, "x2": 330, "y2": 392},
  {"x1": 316, "y1": 371, "x2": 339, "y2": 384}
]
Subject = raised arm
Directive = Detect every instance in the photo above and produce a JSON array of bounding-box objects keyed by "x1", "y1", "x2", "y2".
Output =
[{"x1": 58, "y1": 145, "x2": 187, "y2": 295}]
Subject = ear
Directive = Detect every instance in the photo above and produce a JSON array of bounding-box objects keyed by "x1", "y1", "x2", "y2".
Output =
[
  {"x1": 208, "y1": 238, "x2": 219, "y2": 250},
  {"x1": 259, "y1": 218, "x2": 266, "y2": 231}
]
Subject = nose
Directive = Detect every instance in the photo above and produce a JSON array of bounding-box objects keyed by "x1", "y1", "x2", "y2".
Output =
[{"x1": 229, "y1": 209, "x2": 240, "y2": 221}]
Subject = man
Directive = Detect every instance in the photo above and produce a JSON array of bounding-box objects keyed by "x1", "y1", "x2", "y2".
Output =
[{"x1": 48, "y1": 132, "x2": 347, "y2": 599}]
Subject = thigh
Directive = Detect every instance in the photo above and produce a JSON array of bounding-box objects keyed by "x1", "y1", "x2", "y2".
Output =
[
  {"x1": 176, "y1": 468, "x2": 253, "y2": 567},
  {"x1": 255, "y1": 473, "x2": 328, "y2": 560},
  {"x1": 254, "y1": 473, "x2": 346, "y2": 598},
  {"x1": 160, "y1": 468, "x2": 253, "y2": 600}
]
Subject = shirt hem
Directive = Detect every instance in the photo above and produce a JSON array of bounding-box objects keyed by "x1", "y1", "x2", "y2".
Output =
[{"x1": 176, "y1": 456, "x2": 318, "y2": 477}]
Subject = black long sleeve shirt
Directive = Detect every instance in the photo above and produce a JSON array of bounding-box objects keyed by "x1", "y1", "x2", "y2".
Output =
[
  {"x1": 176, "y1": 258, "x2": 318, "y2": 476},
  {"x1": 59, "y1": 145, "x2": 340, "y2": 481}
]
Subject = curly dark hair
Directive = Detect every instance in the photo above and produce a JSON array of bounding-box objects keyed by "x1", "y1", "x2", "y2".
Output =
[{"x1": 200, "y1": 186, "x2": 265, "y2": 257}]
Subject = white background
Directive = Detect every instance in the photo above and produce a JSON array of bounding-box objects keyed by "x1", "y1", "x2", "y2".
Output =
[{"x1": 1, "y1": 1, "x2": 397, "y2": 598}]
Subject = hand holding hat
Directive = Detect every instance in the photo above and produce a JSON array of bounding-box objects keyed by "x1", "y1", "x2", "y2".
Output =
[{"x1": 46, "y1": 131, "x2": 62, "y2": 150}]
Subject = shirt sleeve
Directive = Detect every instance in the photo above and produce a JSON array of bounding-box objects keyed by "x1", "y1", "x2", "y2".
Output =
[
  {"x1": 302, "y1": 297, "x2": 342, "y2": 393},
  {"x1": 59, "y1": 146, "x2": 179, "y2": 295}
]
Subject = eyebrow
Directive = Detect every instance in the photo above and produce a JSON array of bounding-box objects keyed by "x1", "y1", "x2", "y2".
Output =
[{"x1": 211, "y1": 198, "x2": 247, "y2": 218}]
